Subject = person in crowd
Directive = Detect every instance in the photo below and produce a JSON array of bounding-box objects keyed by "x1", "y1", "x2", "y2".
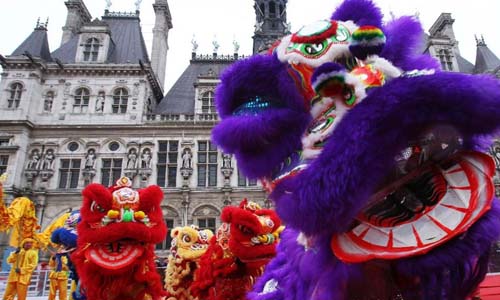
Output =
[{"x1": 2, "y1": 238, "x2": 39, "y2": 300}]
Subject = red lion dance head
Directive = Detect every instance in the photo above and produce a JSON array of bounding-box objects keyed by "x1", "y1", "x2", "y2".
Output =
[
  {"x1": 192, "y1": 199, "x2": 282, "y2": 300},
  {"x1": 72, "y1": 177, "x2": 167, "y2": 300}
]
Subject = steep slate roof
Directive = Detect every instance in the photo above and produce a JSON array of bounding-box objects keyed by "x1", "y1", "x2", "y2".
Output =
[
  {"x1": 474, "y1": 42, "x2": 500, "y2": 74},
  {"x1": 52, "y1": 14, "x2": 149, "y2": 64},
  {"x1": 456, "y1": 54, "x2": 475, "y2": 74},
  {"x1": 155, "y1": 57, "x2": 235, "y2": 114},
  {"x1": 11, "y1": 26, "x2": 52, "y2": 61},
  {"x1": 102, "y1": 15, "x2": 150, "y2": 63}
]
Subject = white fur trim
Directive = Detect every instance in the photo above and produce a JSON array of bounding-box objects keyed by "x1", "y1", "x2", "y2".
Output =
[{"x1": 365, "y1": 55, "x2": 402, "y2": 79}]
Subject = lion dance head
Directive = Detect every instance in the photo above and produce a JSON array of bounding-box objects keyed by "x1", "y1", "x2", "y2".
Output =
[{"x1": 72, "y1": 177, "x2": 167, "y2": 300}]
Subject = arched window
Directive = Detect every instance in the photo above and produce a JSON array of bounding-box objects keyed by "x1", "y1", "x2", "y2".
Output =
[
  {"x1": 83, "y1": 38, "x2": 100, "y2": 62},
  {"x1": 259, "y1": 3, "x2": 265, "y2": 16},
  {"x1": 7, "y1": 83, "x2": 23, "y2": 108},
  {"x1": 73, "y1": 88, "x2": 90, "y2": 113},
  {"x1": 112, "y1": 88, "x2": 128, "y2": 114},
  {"x1": 201, "y1": 91, "x2": 215, "y2": 113},
  {"x1": 43, "y1": 91, "x2": 54, "y2": 112},
  {"x1": 269, "y1": 1, "x2": 276, "y2": 18}
]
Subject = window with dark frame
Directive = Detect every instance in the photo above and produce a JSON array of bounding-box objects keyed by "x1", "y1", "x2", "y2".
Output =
[
  {"x1": 112, "y1": 88, "x2": 128, "y2": 114},
  {"x1": 73, "y1": 88, "x2": 90, "y2": 113},
  {"x1": 0, "y1": 138, "x2": 10, "y2": 147},
  {"x1": 157, "y1": 141, "x2": 178, "y2": 187},
  {"x1": 237, "y1": 168, "x2": 257, "y2": 187},
  {"x1": 7, "y1": 83, "x2": 23, "y2": 109},
  {"x1": 0, "y1": 155, "x2": 9, "y2": 174},
  {"x1": 197, "y1": 141, "x2": 218, "y2": 187},
  {"x1": 58, "y1": 159, "x2": 81, "y2": 189},
  {"x1": 269, "y1": 1, "x2": 276, "y2": 17},
  {"x1": 201, "y1": 91, "x2": 216, "y2": 113},
  {"x1": 101, "y1": 158, "x2": 123, "y2": 186},
  {"x1": 198, "y1": 217, "x2": 216, "y2": 234},
  {"x1": 83, "y1": 38, "x2": 100, "y2": 62}
]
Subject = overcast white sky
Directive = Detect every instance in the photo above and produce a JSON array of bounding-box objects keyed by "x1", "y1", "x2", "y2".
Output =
[{"x1": 0, "y1": 0, "x2": 498, "y2": 92}]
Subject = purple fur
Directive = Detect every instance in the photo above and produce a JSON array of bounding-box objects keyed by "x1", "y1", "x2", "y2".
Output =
[
  {"x1": 214, "y1": 0, "x2": 500, "y2": 299},
  {"x1": 275, "y1": 73, "x2": 500, "y2": 235},
  {"x1": 381, "y1": 16, "x2": 441, "y2": 71},
  {"x1": 212, "y1": 54, "x2": 311, "y2": 178},
  {"x1": 311, "y1": 62, "x2": 345, "y2": 86},
  {"x1": 331, "y1": 0, "x2": 383, "y2": 28},
  {"x1": 255, "y1": 73, "x2": 500, "y2": 300}
]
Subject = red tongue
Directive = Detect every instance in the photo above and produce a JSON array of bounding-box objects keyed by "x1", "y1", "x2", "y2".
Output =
[{"x1": 85, "y1": 242, "x2": 144, "y2": 270}]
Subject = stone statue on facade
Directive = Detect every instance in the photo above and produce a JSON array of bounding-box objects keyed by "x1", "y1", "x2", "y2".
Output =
[
  {"x1": 126, "y1": 148, "x2": 138, "y2": 169},
  {"x1": 212, "y1": 38, "x2": 220, "y2": 54},
  {"x1": 134, "y1": 0, "x2": 142, "y2": 11},
  {"x1": 40, "y1": 149, "x2": 55, "y2": 170},
  {"x1": 27, "y1": 150, "x2": 41, "y2": 170},
  {"x1": 233, "y1": 39, "x2": 240, "y2": 53},
  {"x1": 95, "y1": 94, "x2": 105, "y2": 112},
  {"x1": 222, "y1": 153, "x2": 232, "y2": 169},
  {"x1": 84, "y1": 149, "x2": 96, "y2": 169},
  {"x1": 181, "y1": 148, "x2": 192, "y2": 169},
  {"x1": 191, "y1": 36, "x2": 199, "y2": 53},
  {"x1": 140, "y1": 148, "x2": 152, "y2": 169}
]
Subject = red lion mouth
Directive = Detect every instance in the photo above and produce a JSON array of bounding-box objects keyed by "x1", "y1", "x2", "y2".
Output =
[{"x1": 85, "y1": 240, "x2": 145, "y2": 270}]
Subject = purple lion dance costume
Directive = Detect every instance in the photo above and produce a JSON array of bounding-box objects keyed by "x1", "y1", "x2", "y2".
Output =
[{"x1": 211, "y1": 0, "x2": 500, "y2": 299}]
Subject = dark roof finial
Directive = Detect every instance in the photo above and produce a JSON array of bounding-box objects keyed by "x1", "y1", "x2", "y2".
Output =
[
  {"x1": 475, "y1": 34, "x2": 487, "y2": 47},
  {"x1": 36, "y1": 17, "x2": 40, "y2": 29}
]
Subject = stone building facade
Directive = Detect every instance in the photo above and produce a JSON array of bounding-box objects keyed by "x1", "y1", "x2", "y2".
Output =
[{"x1": 0, "y1": 0, "x2": 286, "y2": 258}]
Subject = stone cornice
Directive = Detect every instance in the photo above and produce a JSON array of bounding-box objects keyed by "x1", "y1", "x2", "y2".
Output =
[{"x1": 0, "y1": 120, "x2": 35, "y2": 129}]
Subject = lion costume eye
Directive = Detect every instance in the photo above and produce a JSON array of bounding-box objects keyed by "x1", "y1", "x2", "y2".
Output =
[
  {"x1": 182, "y1": 234, "x2": 191, "y2": 243},
  {"x1": 302, "y1": 42, "x2": 327, "y2": 56},
  {"x1": 90, "y1": 201, "x2": 106, "y2": 213}
]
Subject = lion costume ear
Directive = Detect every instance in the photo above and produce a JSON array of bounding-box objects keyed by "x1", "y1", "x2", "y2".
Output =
[
  {"x1": 81, "y1": 183, "x2": 113, "y2": 211},
  {"x1": 171, "y1": 228, "x2": 180, "y2": 238},
  {"x1": 138, "y1": 185, "x2": 164, "y2": 209}
]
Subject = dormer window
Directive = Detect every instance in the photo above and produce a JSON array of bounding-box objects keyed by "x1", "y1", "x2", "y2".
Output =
[
  {"x1": 7, "y1": 82, "x2": 23, "y2": 109},
  {"x1": 201, "y1": 91, "x2": 215, "y2": 113},
  {"x1": 83, "y1": 38, "x2": 100, "y2": 62}
]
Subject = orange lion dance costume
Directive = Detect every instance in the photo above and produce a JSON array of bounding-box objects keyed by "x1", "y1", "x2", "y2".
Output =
[
  {"x1": 192, "y1": 199, "x2": 282, "y2": 300},
  {"x1": 164, "y1": 225, "x2": 213, "y2": 300},
  {"x1": 72, "y1": 177, "x2": 167, "y2": 300}
]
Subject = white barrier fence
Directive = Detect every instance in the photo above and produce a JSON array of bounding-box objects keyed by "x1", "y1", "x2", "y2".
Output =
[
  {"x1": 0, "y1": 267, "x2": 167, "y2": 298},
  {"x1": 0, "y1": 270, "x2": 72, "y2": 298}
]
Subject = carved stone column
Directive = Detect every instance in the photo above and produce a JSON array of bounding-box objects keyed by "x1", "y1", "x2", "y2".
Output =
[{"x1": 181, "y1": 189, "x2": 190, "y2": 226}]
